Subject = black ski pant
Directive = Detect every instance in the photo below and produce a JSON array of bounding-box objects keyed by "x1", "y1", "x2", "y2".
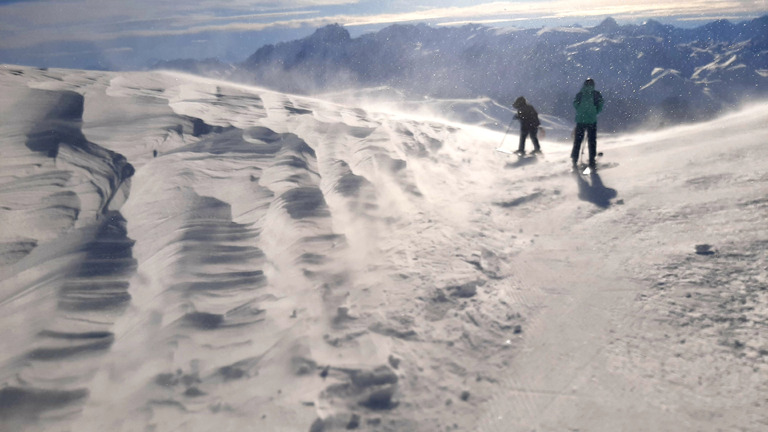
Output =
[
  {"x1": 518, "y1": 125, "x2": 541, "y2": 152},
  {"x1": 572, "y1": 123, "x2": 597, "y2": 165}
]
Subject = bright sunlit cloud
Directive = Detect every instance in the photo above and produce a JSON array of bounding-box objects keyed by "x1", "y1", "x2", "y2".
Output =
[{"x1": 332, "y1": 1, "x2": 767, "y2": 26}]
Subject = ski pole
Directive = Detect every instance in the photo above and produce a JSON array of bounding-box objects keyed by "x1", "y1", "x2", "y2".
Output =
[{"x1": 499, "y1": 115, "x2": 516, "y2": 148}]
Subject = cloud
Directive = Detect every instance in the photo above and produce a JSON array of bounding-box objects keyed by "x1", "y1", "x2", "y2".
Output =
[
  {"x1": 26, "y1": 46, "x2": 133, "y2": 59},
  {"x1": 0, "y1": 0, "x2": 354, "y2": 46},
  {"x1": 1, "y1": 0, "x2": 765, "y2": 50},
  {"x1": 676, "y1": 15, "x2": 762, "y2": 21},
  {"x1": 332, "y1": 1, "x2": 768, "y2": 26}
]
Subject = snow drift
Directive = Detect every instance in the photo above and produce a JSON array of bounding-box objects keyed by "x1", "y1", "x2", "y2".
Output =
[{"x1": 1, "y1": 65, "x2": 767, "y2": 432}]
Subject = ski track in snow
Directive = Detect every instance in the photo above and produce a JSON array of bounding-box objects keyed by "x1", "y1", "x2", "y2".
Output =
[{"x1": 1, "y1": 65, "x2": 767, "y2": 432}]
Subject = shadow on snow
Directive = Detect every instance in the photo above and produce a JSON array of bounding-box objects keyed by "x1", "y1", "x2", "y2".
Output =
[
  {"x1": 574, "y1": 172, "x2": 617, "y2": 209},
  {"x1": 504, "y1": 156, "x2": 539, "y2": 169}
]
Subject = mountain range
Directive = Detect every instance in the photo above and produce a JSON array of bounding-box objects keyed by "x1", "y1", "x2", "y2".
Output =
[{"x1": 162, "y1": 16, "x2": 767, "y2": 131}]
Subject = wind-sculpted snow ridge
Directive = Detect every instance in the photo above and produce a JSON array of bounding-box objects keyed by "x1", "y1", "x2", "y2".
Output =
[
  {"x1": 0, "y1": 66, "x2": 518, "y2": 432},
  {"x1": 0, "y1": 73, "x2": 136, "y2": 431}
]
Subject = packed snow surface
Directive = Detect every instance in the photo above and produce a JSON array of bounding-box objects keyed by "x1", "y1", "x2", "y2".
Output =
[{"x1": 1, "y1": 65, "x2": 767, "y2": 431}]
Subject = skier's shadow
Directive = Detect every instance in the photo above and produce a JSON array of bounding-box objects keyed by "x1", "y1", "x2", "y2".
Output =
[
  {"x1": 574, "y1": 171, "x2": 617, "y2": 208},
  {"x1": 505, "y1": 156, "x2": 539, "y2": 169}
]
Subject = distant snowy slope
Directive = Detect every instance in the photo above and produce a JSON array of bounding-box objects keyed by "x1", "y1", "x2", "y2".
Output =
[
  {"x1": 318, "y1": 87, "x2": 573, "y2": 140},
  {"x1": 1, "y1": 65, "x2": 766, "y2": 432}
]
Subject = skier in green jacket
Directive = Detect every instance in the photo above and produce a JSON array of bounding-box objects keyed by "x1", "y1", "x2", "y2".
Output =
[{"x1": 571, "y1": 78, "x2": 604, "y2": 171}]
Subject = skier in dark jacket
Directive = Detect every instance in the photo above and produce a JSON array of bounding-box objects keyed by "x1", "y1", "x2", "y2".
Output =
[
  {"x1": 512, "y1": 96, "x2": 541, "y2": 155},
  {"x1": 571, "y1": 78, "x2": 604, "y2": 170}
]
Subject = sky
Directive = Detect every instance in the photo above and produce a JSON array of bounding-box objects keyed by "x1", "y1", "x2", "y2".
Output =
[{"x1": 1, "y1": 0, "x2": 766, "y2": 70}]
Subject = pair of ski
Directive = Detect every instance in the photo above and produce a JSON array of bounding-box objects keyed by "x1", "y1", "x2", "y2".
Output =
[
  {"x1": 496, "y1": 148, "x2": 611, "y2": 174},
  {"x1": 495, "y1": 148, "x2": 542, "y2": 158},
  {"x1": 572, "y1": 151, "x2": 605, "y2": 175},
  {"x1": 572, "y1": 163, "x2": 597, "y2": 175}
]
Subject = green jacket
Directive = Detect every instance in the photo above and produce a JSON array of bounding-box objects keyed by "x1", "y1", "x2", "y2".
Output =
[{"x1": 573, "y1": 84, "x2": 604, "y2": 124}]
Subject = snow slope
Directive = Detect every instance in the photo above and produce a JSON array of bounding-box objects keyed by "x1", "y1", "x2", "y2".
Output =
[{"x1": 0, "y1": 65, "x2": 766, "y2": 432}]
